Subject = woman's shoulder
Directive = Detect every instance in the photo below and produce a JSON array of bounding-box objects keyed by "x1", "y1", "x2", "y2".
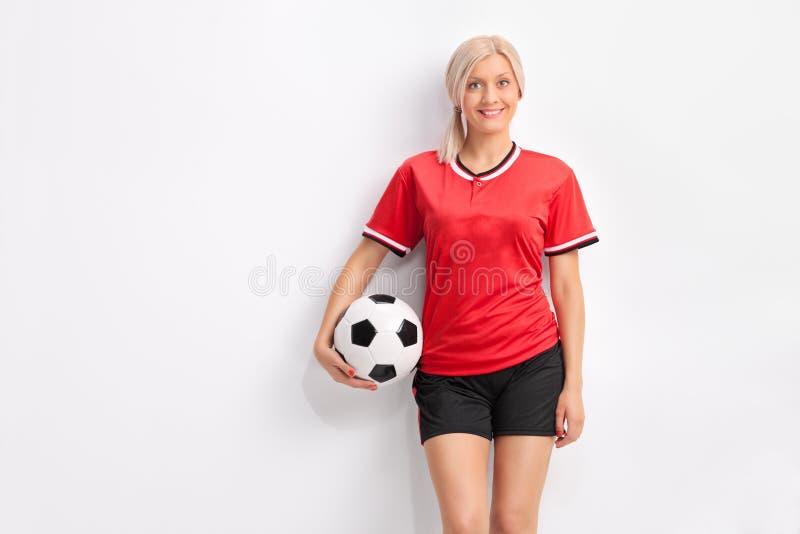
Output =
[
  {"x1": 400, "y1": 148, "x2": 441, "y2": 167},
  {"x1": 518, "y1": 146, "x2": 572, "y2": 172},
  {"x1": 392, "y1": 149, "x2": 443, "y2": 181},
  {"x1": 517, "y1": 147, "x2": 580, "y2": 191}
]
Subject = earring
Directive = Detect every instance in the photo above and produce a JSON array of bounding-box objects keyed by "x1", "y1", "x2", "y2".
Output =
[{"x1": 454, "y1": 106, "x2": 462, "y2": 113}]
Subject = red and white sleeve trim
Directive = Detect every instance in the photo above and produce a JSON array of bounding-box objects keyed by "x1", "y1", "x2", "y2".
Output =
[
  {"x1": 362, "y1": 225, "x2": 412, "y2": 257},
  {"x1": 543, "y1": 231, "x2": 599, "y2": 256}
]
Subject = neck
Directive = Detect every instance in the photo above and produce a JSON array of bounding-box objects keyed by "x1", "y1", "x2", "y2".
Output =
[{"x1": 459, "y1": 132, "x2": 514, "y2": 162}]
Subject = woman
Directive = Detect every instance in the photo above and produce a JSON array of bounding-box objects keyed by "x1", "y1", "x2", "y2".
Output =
[{"x1": 313, "y1": 34, "x2": 598, "y2": 533}]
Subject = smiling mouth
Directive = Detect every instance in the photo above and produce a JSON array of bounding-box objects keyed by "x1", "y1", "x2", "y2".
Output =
[{"x1": 479, "y1": 108, "x2": 504, "y2": 117}]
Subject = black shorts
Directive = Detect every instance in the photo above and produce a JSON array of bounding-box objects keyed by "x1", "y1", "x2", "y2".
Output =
[{"x1": 411, "y1": 339, "x2": 565, "y2": 446}]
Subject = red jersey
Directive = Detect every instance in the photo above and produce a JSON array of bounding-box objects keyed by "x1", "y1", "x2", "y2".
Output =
[{"x1": 362, "y1": 141, "x2": 599, "y2": 376}]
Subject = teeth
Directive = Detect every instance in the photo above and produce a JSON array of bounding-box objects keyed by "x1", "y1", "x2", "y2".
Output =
[{"x1": 481, "y1": 109, "x2": 502, "y2": 116}]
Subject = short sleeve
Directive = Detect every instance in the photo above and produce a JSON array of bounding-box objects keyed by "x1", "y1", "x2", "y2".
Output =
[
  {"x1": 543, "y1": 168, "x2": 599, "y2": 256},
  {"x1": 361, "y1": 163, "x2": 424, "y2": 257}
]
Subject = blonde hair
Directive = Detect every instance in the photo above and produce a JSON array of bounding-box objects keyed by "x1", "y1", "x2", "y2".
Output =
[{"x1": 437, "y1": 35, "x2": 525, "y2": 164}]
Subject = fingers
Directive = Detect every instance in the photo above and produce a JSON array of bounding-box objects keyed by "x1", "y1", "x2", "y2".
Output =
[
  {"x1": 555, "y1": 405, "x2": 566, "y2": 438},
  {"x1": 316, "y1": 345, "x2": 378, "y2": 391},
  {"x1": 335, "y1": 366, "x2": 378, "y2": 391},
  {"x1": 328, "y1": 362, "x2": 377, "y2": 391},
  {"x1": 555, "y1": 429, "x2": 571, "y2": 448},
  {"x1": 322, "y1": 347, "x2": 355, "y2": 378},
  {"x1": 336, "y1": 362, "x2": 357, "y2": 379},
  {"x1": 348, "y1": 376, "x2": 378, "y2": 391},
  {"x1": 554, "y1": 420, "x2": 572, "y2": 447},
  {"x1": 554, "y1": 418, "x2": 584, "y2": 448},
  {"x1": 554, "y1": 403, "x2": 582, "y2": 448}
]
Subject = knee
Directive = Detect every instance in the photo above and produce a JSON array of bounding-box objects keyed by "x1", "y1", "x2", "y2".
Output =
[
  {"x1": 490, "y1": 508, "x2": 537, "y2": 534},
  {"x1": 444, "y1": 510, "x2": 489, "y2": 534}
]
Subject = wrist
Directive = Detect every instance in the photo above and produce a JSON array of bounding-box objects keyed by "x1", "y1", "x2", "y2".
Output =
[{"x1": 564, "y1": 376, "x2": 583, "y2": 391}]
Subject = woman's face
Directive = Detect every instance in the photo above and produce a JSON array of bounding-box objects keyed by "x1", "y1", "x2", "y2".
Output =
[{"x1": 461, "y1": 54, "x2": 521, "y2": 135}]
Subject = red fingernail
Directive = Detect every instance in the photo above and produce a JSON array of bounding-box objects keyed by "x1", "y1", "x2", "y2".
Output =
[{"x1": 348, "y1": 369, "x2": 355, "y2": 376}]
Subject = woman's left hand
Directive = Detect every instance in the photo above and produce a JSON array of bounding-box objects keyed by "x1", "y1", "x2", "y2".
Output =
[{"x1": 554, "y1": 386, "x2": 585, "y2": 448}]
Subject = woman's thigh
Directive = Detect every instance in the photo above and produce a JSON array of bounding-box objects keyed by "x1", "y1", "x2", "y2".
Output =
[
  {"x1": 424, "y1": 432, "x2": 491, "y2": 534},
  {"x1": 490, "y1": 435, "x2": 555, "y2": 533}
]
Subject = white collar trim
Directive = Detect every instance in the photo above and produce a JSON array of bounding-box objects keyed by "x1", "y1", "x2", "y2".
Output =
[{"x1": 450, "y1": 144, "x2": 521, "y2": 181}]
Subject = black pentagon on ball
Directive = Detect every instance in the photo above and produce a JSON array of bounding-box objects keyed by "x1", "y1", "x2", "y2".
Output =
[
  {"x1": 369, "y1": 293, "x2": 396, "y2": 304},
  {"x1": 351, "y1": 319, "x2": 377, "y2": 346},
  {"x1": 369, "y1": 364, "x2": 397, "y2": 383},
  {"x1": 396, "y1": 319, "x2": 418, "y2": 347}
]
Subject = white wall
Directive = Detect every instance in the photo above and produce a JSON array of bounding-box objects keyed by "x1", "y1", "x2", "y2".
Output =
[{"x1": 1, "y1": 1, "x2": 798, "y2": 532}]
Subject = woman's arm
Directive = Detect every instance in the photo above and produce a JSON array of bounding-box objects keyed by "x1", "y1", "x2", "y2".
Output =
[
  {"x1": 548, "y1": 248, "x2": 587, "y2": 447},
  {"x1": 314, "y1": 237, "x2": 390, "y2": 349},
  {"x1": 549, "y1": 248, "x2": 585, "y2": 391},
  {"x1": 312, "y1": 238, "x2": 390, "y2": 390}
]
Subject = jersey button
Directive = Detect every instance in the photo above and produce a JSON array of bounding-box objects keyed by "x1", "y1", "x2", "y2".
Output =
[{"x1": 475, "y1": 181, "x2": 482, "y2": 186}]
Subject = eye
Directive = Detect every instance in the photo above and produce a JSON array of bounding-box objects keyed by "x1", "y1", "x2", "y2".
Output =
[
  {"x1": 469, "y1": 82, "x2": 481, "y2": 89},
  {"x1": 499, "y1": 79, "x2": 510, "y2": 86}
]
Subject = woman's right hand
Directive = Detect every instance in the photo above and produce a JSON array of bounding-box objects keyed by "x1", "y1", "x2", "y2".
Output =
[{"x1": 314, "y1": 343, "x2": 378, "y2": 391}]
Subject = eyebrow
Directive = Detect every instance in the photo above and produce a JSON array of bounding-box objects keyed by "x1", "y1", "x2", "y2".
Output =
[{"x1": 468, "y1": 72, "x2": 511, "y2": 81}]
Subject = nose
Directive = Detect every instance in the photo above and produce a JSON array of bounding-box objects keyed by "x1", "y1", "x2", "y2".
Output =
[{"x1": 481, "y1": 86, "x2": 499, "y2": 104}]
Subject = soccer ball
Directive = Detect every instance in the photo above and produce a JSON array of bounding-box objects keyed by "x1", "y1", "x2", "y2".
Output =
[{"x1": 333, "y1": 293, "x2": 423, "y2": 387}]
